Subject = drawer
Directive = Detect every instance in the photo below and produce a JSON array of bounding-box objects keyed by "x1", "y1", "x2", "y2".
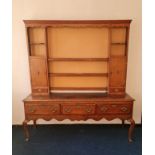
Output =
[
  {"x1": 97, "y1": 103, "x2": 132, "y2": 114},
  {"x1": 62, "y1": 104, "x2": 95, "y2": 115},
  {"x1": 32, "y1": 88, "x2": 48, "y2": 94},
  {"x1": 25, "y1": 104, "x2": 60, "y2": 115},
  {"x1": 109, "y1": 87, "x2": 125, "y2": 93}
]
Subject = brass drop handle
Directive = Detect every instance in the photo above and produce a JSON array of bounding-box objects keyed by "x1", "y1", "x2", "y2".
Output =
[
  {"x1": 50, "y1": 107, "x2": 57, "y2": 113},
  {"x1": 121, "y1": 107, "x2": 128, "y2": 112},
  {"x1": 29, "y1": 107, "x2": 35, "y2": 113},
  {"x1": 86, "y1": 108, "x2": 92, "y2": 113},
  {"x1": 100, "y1": 106, "x2": 108, "y2": 112},
  {"x1": 64, "y1": 108, "x2": 71, "y2": 113}
]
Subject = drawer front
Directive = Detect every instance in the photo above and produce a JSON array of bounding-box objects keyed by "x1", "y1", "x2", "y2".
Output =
[
  {"x1": 62, "y1": 104, "x2": 95, "y2": 115},
  {"x1": 32, "y1": 88, "x2": 48, "y2": 94},
  {"x1": 25, "y1": 104, "x2": 60, "y2": 115},
  {"x1": 97, "y1": 103, "x2": 132, "y2": 114},
  {"x1": 109, "y1": 87, "x2": 125, "y2": 93}
]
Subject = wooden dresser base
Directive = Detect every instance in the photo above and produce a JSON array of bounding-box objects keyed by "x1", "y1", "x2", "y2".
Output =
[{"x1": 23, "y1": 93, "x2": 135, "y2": 142}]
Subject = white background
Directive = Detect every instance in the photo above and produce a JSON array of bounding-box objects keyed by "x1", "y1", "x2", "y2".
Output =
[{"x1": 2, "y1": 0, "x2": 154, "y2": 154}]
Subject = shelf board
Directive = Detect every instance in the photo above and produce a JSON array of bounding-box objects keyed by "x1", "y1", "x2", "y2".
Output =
[
  {"x1": 111, "y1": 55, "x2": 126, "y2": 58},
  {"x1": 111, "y1": 43, "x2": 126, "y2": 45},
  {"x1": 30, "y1": 43, "x2": 45, "y2": 45},
  {"x1": 49, "y1": 73, "x2": 109, "y2": 77},
  {"x1": 50, "y1": 87, "x2": 108, "y2": 91},
  {"x1": 48, "y1": 58, "x2": 109, "y2": 61}
]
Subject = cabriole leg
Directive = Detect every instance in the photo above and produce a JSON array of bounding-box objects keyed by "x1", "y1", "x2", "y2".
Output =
[
  {"x1": 33, "y1": 120, "x2": 37, "y2": 128},
  {"x1": 128, "y1": 118, "x2": 135, "y2": 142},
  {"x1": 23, "y1": 120, "x2": 29, "y2": 141},
  {"x1": 122, "y1": 120, "x2": 125, "y2": 127}
]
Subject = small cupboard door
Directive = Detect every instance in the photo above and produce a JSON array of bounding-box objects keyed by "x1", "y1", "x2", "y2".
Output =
[
  {"x1": 109, "y1": 57, "x2": 127, "y2": 96},
  {"x1": 29, "y1": 57, "x2": 49, "y2": 94}
]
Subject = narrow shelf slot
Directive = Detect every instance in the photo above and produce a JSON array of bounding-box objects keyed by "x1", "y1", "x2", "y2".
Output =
[{"x1": 49, "y1": 73, "x2": 109, "y2": 77}]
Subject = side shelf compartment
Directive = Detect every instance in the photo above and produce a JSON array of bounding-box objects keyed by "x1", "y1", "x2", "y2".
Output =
[
  {"x1": 109, "y1": 57, "x2": 127, "y2": 96},
  {"x1": 29, "y1": 57, "x2": 49, "y2": 95}
]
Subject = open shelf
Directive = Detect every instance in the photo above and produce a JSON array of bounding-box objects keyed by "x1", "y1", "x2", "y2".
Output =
[
  {"x1": 28, "y1": 27, "x2": 46, "y2": 56},
  {"x1": 50, "y1": 76, "x2": 108, "y2": 88},
  {"x1": 48, "y1": 61, "x2": 108, "y2": 74},
  {"x1": 29, "y1": 27, "x2": 45, "y2": 44},
  {"x1": 46, "y1": 27, "x2": 109, "y2": 91},
  {"x1": 47, "y1": 27, "x2": 109, "y2": 58},
  {"x1": 49, "y1": 73, "x2": 108, "y2": 77}
]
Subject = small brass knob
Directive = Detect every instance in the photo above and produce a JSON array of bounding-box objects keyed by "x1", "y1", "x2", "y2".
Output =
[
  {"x1": 38, "y1": 88, "x2": 41, "y2": 92},
  {"x1": 51, "y1": 107, "x2": 57, "y2": 113},
  {"x1": 115, "y1": 88, "x2": 119, "y2": 92},
  {"x1": 29, "y1": 107, "x2": 35, "y2": 113},
  {"x1": 64, "y1": 108, "x2": 71, "y2": 113}
]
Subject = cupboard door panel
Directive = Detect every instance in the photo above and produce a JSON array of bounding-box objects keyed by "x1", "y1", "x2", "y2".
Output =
[
  {"x1": 30, "y1": 44, "x2": 46, "y2": 56},
  {"x1": 29, "y1": 57, "x2": 48, "y2": 89},
  {"x1": 111, "y1": 45, "x2": 126, "y2": 56},
  {"x1": 109, "y1": 57, "x2": 126, "y2": 88}
]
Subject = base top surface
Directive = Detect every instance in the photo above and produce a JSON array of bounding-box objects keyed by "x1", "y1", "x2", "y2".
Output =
[{"x1": 23, "y1": 93, "x2": 134, "y2": 102}]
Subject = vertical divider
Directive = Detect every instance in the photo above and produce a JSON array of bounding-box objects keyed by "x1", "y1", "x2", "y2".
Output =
[
  {"x1": 124, "y1": 26, "x2": 130, "y2": 89},
  {"x1": 125, "y1": 26, "x2": 130, "y2": 58},
  {"x1": 26, "y1": 27, "x2": 31, "y2": 56},
  {"x1": 45, "y1": 27, "x2": 50, "y2": 94},
  {"x1": 26, "y1": 26, "x2": 33, "y2": 94},
  {"x1": 107, "y1": 27, "x2": 112, "y2": 95}
]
